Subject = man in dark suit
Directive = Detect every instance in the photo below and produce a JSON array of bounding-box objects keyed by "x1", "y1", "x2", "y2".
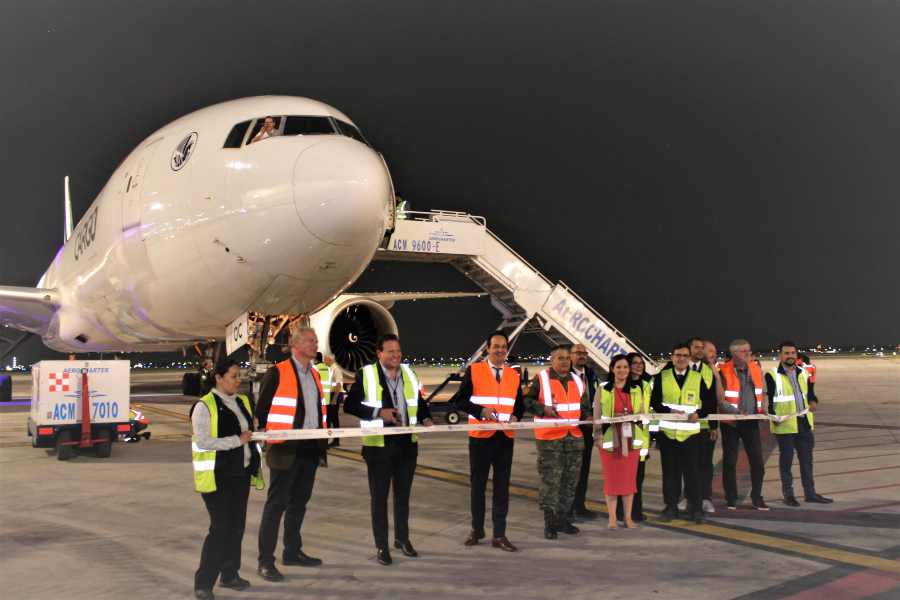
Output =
[
  {"x1": 255, "y1": 327, "x2": 328, "y2": 581},
  {"x1": 570, "y1": 344, "x2": 600, "y2": 520},
  {"x1": 343, "y1": 334, "x2": 433, "y2": 566}
]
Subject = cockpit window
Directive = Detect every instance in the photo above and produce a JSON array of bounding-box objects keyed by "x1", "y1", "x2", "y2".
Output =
[
  {"x1": 225, "y1": 115, "x2": 372, "y2": 148},
  {"x1": 284, "y1": 116, "x2": 335, "y2": 135},
  {"x1": 334, "y1": 120, "x2": 370, "y2": 146}
]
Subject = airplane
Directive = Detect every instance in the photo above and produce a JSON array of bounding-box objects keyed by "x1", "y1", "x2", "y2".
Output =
[{"x1": 0, "y1": 96, "x2": 469, "y2": 375}]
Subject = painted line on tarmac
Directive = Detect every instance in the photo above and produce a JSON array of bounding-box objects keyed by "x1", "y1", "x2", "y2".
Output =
[
  {"x1": 326, "y1": 448, "x2": 900, "y2": 576},
  {"x1": 843, "y1": 501, "x2": 900, "y2": 513},
  {"x1": 818, "y1": 482, "x2": 900, "y2": 496},
  {"x1": 816, "y1": 422, "x2": 900, "y2": 431},
  {"x1": 813, "y1": 451, "x2": 900, "y2": 466},
  {"x1": 132, "y1": 403, "x2": 190, "y2": 421},
  {"x1": 762, "y1": 464, "x2": 900, "y2": 484}
]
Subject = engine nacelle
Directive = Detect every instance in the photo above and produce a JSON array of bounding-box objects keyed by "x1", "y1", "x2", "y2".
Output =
[{"x1": 308, "y1": 295, "x2": 398, "y2": 376}]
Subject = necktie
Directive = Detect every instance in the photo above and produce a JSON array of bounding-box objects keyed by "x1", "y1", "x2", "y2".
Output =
[{"x1": 493, "y1": 367, "x2": 502, "y2": 383}]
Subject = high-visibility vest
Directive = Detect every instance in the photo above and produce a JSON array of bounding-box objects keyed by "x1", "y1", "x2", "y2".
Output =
[
  {"x1": 534, "y1": 369, "x2": 584, "y2": 441},
  {"x1": 468, "y1": 362, "x2": 520, "y2": 439},
  {"x1": 691, "y1": 363, "x2": 714, "y2": 431},
  {"x1": 658, "y1": 369, "x2": 703, "y2": 442},
  {"x1": 638, "y1": 379, "x2": 652, "y2": 461},
  {"x1": 798, "y1": 360, "x2": 817, "y2": 383},
  {"x1": 265, "y1": 359, "x2": 326, "y2": 444},
  {"x1": 359, "y1": 363, "x2": 422, "y2": 447},
  {"x1": 191, "y1": 392, "x2": 265, "y2": 493},
  {"x1": 599, "y1": 385, "x2": 646, "y2": 455},
  {"x1": 769, "y1": 368, "x2": 814, "y2": 434},
  {"x1": 315, "y1": 363, "x2": 336, "y2": 405},
  {"x1": 719, "y1": 360, "x2": 764, "y2": 415}
]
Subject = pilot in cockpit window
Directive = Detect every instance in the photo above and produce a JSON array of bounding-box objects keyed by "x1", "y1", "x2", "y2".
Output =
[{"x1": 250, "y1": 116, "x2": 280, "y2": 143}]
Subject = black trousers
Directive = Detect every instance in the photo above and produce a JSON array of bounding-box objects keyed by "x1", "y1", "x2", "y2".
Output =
[
  {"x1": 777, "y1": 429, "x2": 817, "y2": 499},
  {"x1": 616, "y1": 460, "x2": 646, "y2": 520},
  {"x1": 195, "y1": 475, "x2": 250, "y2": 591},
  {"x1": 363, "y1": 439, "x2": 418, "y2": 549},
  {"x1": 258, "y1": 454, "x2": 319, "y2": 566},
  {"x1": 469, "y1": 433, "x2": 514, "y2": 538},
  {"x1": 573, "y1": 425, "x2": 594, "y2": 511},
  {"x1": 659, "y1": 433, "x2": 700, "y2": 513},
  {"x1": 683, "y1": 429, "x2": 715, "y2": 501},
  {"x1": 721, "y1": 421, "x2": 765, "y2": 502},
  {"x1": 326, "y1": 403, "x2": 341, "y2": 429}
]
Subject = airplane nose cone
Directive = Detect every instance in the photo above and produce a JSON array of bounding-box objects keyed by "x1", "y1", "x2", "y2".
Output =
[{"x1": 293, "y1": 138, "x2": 392, "y2": 245}]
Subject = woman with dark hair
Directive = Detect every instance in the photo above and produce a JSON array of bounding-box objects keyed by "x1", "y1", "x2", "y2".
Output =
[
  {"x1": 620, "y1": 352, "x2": 653, "y2": 522},
  {"x1": 191, "y1": 359, "x2": 265, "y2": 600},
  {"x1": 595, "y1": 354, "x2": 644, "y2": 529}
]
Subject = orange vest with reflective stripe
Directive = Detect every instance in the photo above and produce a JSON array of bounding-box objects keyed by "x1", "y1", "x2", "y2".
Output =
[
  {"x1": 798, "y1": 361, "x2": 817, "y2": 383},
  {"x1": 265, "y1": 359, "x2": 326, "y2": 444},
  {"x1": 468, "y1": 362, "x2": 520, "y2": 439},
  {"x1": 534, "y1": 369, "x2": 584, "y2": 441},
  {"x1": 719, "y1": 360, "x2": 764, "y2": 414}
]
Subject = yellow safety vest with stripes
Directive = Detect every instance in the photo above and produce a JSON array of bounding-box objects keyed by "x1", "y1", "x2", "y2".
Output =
[
  {"x1": 315, "y1": 363, "x2": 336, "y2": 405},
  {"x1": 359, "y1": 363, "x2": 421, "y2": 447},
  {"x1": 694, "y1": 363, "x2": 714, "y2": 430},
  {"x1": 659, "y1": 369, "x2": 703, "y2": 442},
  {"x1": 769, "y1": 368, "x2": 814, "y2": 434},
  {"x1": 191, "y1": 392, "x2": 265, "y2": 493},
  {"x1": 599, "y1": 385, "x2": 646, "y2": 457}
]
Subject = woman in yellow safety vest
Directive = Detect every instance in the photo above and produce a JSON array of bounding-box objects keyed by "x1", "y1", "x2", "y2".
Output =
[{"x1": 190, "y1": 359, "x2": 264, "y2": 600}]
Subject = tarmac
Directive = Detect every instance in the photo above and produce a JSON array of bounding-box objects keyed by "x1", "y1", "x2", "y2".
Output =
[{"x1": 1, "y1": 357, "x2": 898, "y2": 599}]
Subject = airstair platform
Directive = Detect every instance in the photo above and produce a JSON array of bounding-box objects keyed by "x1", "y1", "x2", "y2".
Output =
[{"x1": 375, "y1": 210, "x2": 656, "y2": 373}]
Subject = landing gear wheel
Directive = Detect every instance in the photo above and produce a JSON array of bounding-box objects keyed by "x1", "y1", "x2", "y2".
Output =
[
  {"x1": 56, "y1": 429, "x2": 76, "y2": 461},
  {"x1": 94, "y1": 429, "x2": 112, "y2": 458},
  {"x1": 446, "y1": 411, "x2": 460, "y2": 425}
]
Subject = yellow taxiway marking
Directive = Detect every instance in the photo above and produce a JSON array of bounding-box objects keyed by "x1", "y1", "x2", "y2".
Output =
[{"x1": 131, "y1": 408, "x2": 900, "y2": 577}]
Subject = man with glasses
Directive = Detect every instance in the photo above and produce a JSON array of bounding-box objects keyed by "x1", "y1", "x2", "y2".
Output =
[
  {"x1": 651, "y1": 341, "x2": 717, "y2": 523},
  {"x1": 569, "y1": 344, "x2": 600, "y2": 521}
]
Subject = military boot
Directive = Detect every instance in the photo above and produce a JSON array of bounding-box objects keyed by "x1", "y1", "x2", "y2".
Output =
[{"x1": 543, "y1": 511, "x2": 558, "y2": 540}]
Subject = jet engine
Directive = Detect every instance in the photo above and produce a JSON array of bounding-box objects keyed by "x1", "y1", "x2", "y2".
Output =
[{"x1": 309, "y1": 296, "x2": 398, "y2": 375}]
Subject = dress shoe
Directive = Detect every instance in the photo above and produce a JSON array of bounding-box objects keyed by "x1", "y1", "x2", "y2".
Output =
[
  {"x1": 805, "y1": 494, "x2": 834, "y2": 504},
  {"x1": 219, "y1": 575, "x2": 250, "y2": 590},
  {"x1": 783, "y1": 496, "x2": 800, "y2": 507},
  {"x1": 558, "y1": 520, "x2": 580, "y2": 535},
  {"x1": 283, "y1": 551, "x2": 322, "y2": 567},
  {"x1": 726, "y1": 499, "x2": 737, "y2": 510},
  {"x1": 574, "y1": 507, "x2": 598, "y2": 520},
  {"x1": 491, "y1": 536, "x2": 518, "y2": 552},
  {"x1": 394, "y1": 540, "x2": 418, "y2": 557},
  {"x1": 256, "y1": 564, "x2": 284, "y2": 582},
  {"x1": 658, "y1": 506, "x2": 678, "y2": 522},
  {"x1": 752, "y1": 497, "x2": 770, "y2": 511},
  {"x1": 543, "y1": 511, "x2": 558, "y2": 539},
  {"x1": 376, "y1": 547, "x2": 392, "y2": 565},
  {"x1": 194, "y1": 590, "x2": 215, "y2": 600},
  {"x1": 691, "y1": 511, "x2": 704, "y2": 525},
  {"x1": 464, "y1": 530, "x2": 485, "y2": 546}
]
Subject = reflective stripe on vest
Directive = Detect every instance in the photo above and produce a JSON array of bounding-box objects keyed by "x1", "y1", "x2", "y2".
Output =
[
  {"x1": 360, "y1": 363, "x2": 421, "y2": 447},
  {"x1": 315, "y1": 363, "x2": 334, "y2": 404},
  {"x1": 599, "y1": 385, "x2": 646, "y2": 452},
  {"x1": 468, "y1": 362, "x2": 520, "y2": 439},
  {"x1": 266, "y1": 359, "x2": 326, "y2": 443},
  {"x1": 659, "y1": 369, "x2": 702, "y2": 441},
  {"x1": 534, "y1": 369, "x2": 584, "y2": 440},
  {"x1": 192, "y1": 393, "x2": 265, "y2": 493},
  {"x1": 719, "y1": 360, "x2": 764, "y2": 414},
  {"x1": 770, "y1": 368, "x2": 814, "y2": 435}
]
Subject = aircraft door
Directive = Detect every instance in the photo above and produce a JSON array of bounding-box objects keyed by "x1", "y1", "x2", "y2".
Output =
[{"x1": 122, "y1": 139, "x2": 161, "y2": 230}]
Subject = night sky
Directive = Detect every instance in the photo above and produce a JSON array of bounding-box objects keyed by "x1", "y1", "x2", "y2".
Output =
[{"x1": 2, "y1": 1, "x2": 898, "y2": 363}]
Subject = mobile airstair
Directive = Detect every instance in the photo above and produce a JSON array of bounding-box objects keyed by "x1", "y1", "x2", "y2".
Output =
[{"x1": 376, "y1": 210, "x2": 656, "y2": 374}]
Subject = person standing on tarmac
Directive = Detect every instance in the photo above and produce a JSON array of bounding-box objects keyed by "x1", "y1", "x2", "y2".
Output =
[
  {"x1": 616, "y1": 352, "x2": 652, "y2": 523},
  {"x1": 255, "y1": 327, "x2": 328, "y2": 582},
  {"x1": 652, "y1": 341, "x2": 717, "y2": 524},
  {"x1": 596, "y1": 355, "x2": 645, "y2": 530},
  {"x1": 451, "y1": 330, "x2": 525, "y2": 552},
  {"x1": 767, "y1": 341, "x2": 832, "y2": 506},
  {"x1": 570, "y1": 343, "x2": 601, "y2": 521},
  {"x1": 718, "y1": 339, "x2": 769, "y2": 510},
  {"x1": 524, "y1": 344, "x2": 591, "y2": 539},
  {"x1": 315, "y1": 354, "x2": 343, "y2": 446},
  {"x1": 190, "y1": 359, "x2": 264, "y2": 600},
  {"x1": 343, "y1": 334, "x2": 434, "y2": 566}
]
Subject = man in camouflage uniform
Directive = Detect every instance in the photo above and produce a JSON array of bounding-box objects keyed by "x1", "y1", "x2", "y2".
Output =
[{"x1": 524, "y1": 345, "x2": 592, "y2": 539}]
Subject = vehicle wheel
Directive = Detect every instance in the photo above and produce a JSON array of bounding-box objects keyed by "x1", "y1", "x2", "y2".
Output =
[
  {"x1": 56, "y1": 429, "x2": 76, "y2": 461},
  {"x1": 446, "y1": 411, "x2": 460, "y2": 425},
  {"x1": 94, "y1": 429, "x2": 112, "y2": 458}
]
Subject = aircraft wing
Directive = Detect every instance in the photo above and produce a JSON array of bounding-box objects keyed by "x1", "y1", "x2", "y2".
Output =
[
  {"x1": 0, "y1": 286, "x2": 60, "y2": 335},
  {"x1": 359, "y1": 291, "x2": 485, "y2": 304}
]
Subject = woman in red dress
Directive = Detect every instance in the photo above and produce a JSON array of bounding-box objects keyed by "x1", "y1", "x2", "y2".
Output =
[{"x1": 596, "y1": 355, "x2": 643, "y2": 529}]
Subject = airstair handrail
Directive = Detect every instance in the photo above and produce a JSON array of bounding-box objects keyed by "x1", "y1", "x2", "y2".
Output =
[
  {"x1": 485, "y1": 229, "x2": 554, "y2": 287},
  {"x1": 399, "y1": 209, "x2": 487, "y2": 227}
]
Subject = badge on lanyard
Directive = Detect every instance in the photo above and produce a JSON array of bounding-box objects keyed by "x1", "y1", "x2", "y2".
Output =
[{"x1": 686, "y1": 391, "x2": 696, "y2": 404}]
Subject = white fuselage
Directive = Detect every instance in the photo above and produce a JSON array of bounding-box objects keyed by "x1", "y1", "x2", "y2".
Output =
[{"x1": 38, "y1": 96, "x2": 393, "y2": 352}]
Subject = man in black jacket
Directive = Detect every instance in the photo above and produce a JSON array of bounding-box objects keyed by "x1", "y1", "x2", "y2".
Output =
[
  {"x1": 255, "y1": 327, "x2": 328, "y2": 581},
  {"x1": 569, "y1": 343, "x2": 600, "y2": 520},
  {"x1": 343, "y1": 334, "x2": 434, "y2": 566}
]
